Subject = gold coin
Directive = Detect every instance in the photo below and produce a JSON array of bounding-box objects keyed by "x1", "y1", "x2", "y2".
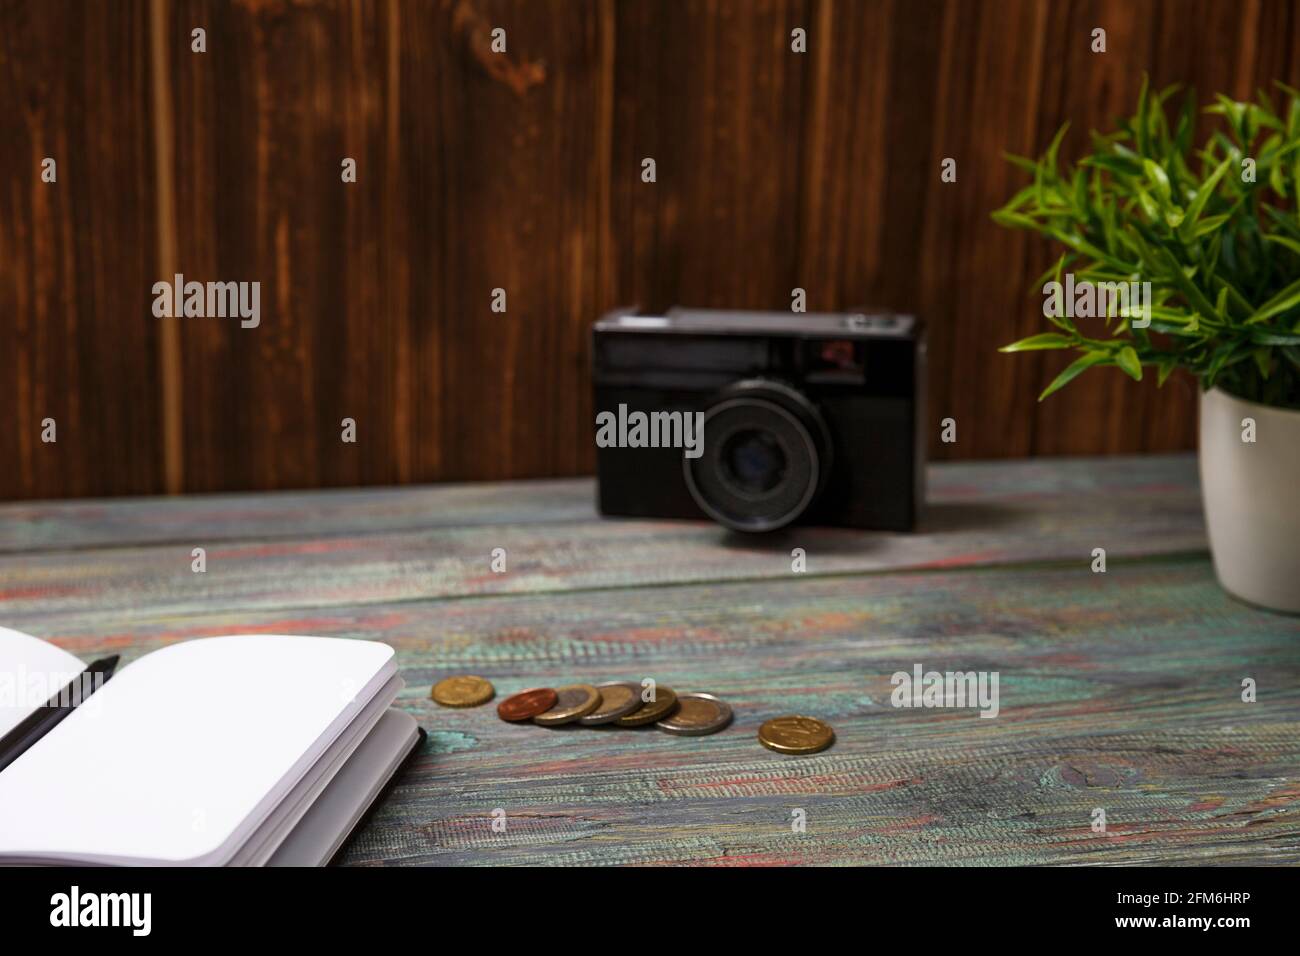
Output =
[
  {"x1": 533, "y1": 684, "x2": 601, "y2": 726},
  {"x1": 614, "y1": 686, "x2": 679, "y2": 727},
  {"x1": 431, "y1": 675, "x2": 495, "y2": 708},
  {"x1": 758, "y1": 715, "x2": 835, "y2": 754},
  {"x1": 578, "y1": 681, "x2": 643, "y2": 725}
]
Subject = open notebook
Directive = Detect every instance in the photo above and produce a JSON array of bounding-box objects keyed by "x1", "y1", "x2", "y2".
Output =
[{"x1": 0, "y1": 626, "x2": 422, "y2": 866}]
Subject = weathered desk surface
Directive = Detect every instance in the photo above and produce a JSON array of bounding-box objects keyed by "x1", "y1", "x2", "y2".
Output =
[{"x1": 2, "y1": 455, "x2": 1297, "y2": 866}]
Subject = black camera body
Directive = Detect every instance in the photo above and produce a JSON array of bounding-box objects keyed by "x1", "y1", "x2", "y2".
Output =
[{"x1": 592, "y1": 307, "x2": 925, "y2": 532}]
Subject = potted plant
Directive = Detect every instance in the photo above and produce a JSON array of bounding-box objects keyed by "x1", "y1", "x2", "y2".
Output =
[{"x1": 994, "y1": 79, "x2": 1300, "y2": 613}]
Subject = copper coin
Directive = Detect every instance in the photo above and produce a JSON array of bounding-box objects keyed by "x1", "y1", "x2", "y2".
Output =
[
  {"x1": 533, "y1": 684, "x2": 601, "y2": 726},
  {"x1": 758, "y1": 715, "x2": 835, "y2": 754},
  {"x1": 614, "y1": 686, "x2": 679, "y2": 727},
  {"x1": 656, "y1": 692, "x2": 733, "y2": 736},
  {"x1": 497, "y1": 687, "x2": 558, "y2": 722},
  {"x1": 578, "y1": 681, "x2": 643, "y2": 726}
]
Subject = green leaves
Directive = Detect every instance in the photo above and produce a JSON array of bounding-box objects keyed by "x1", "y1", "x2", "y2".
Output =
[
  {"x1": 1116, "y1": 346, "x2": 1143, "y2": 380},
  {"x1": 1179, "y1": 155, "x2": 1232, "y2": 240},
  {"x1": 993, "y1": 78, "x2": 1300, "y2": 409},
  {"x1": 1000, "y1": 333, "x2": 1075, "y2": 352},
  {"x1": 1262, "y1": 232, "x2": 1300, "y2": 257},
  {"x1": 1039, "y1": 351, "x2": 1111, "y2": 401},
  {"x1": 1246, "y1": 275, "x2": 1300, "y2": 324}
]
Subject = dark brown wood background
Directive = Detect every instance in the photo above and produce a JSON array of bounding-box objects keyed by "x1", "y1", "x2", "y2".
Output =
[{"x1": 3, "y1": 0, "x2": 1298, "y2": 499}]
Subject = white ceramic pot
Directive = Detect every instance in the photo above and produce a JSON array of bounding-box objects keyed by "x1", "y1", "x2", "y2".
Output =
[{"x1": 1199, "y1": 387, "x2": 1300, "y2": 613}]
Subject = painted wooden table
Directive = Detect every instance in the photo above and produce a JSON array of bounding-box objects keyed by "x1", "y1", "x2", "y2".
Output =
[{"x1": 2, "y1": 454, "x2": 1297, "y2": 866}]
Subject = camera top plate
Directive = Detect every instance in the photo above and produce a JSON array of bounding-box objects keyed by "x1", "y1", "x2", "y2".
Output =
[{"x1": 595, "y1": 307, "x2": 917, "y2": 340}]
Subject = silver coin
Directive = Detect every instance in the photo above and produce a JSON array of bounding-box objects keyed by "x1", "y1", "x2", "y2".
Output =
[
  {"x1": 655, "y1": 692, "x2": 733, "y2": 736},
  {"x1": 577, "y1": 681, "x2": 643, "y2": 725}
]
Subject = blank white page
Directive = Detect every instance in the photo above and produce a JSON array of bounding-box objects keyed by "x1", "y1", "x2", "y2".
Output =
[
  {"x1": 227, "y1": 674, "x2": 402, "y2": 867},
  {"x1": 268, "y1": 708, "x2": 419, "y2": 867},
  {"x1": 0, "y1": 626, "x2": 86, "y2": 737},
  {"x1": 0, "y1": 634, "x2": 395, "y2": 866}
]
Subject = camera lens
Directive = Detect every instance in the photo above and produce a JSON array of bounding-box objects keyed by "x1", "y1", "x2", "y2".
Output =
[
  {"x1": 684, "y1": 381, "x2": 831, "y2": 533},
  {"x1": 721, "y1": 430, "x2": 787, "y2": 494}
]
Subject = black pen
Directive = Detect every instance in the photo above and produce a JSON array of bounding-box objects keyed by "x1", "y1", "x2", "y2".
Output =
[{"x1": 0, "y1": 655, "x2": 120, "y2": 775}]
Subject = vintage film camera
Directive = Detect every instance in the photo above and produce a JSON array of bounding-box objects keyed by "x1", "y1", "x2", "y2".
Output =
[{"x1": 592, "y1": 307, "x2": 925, "y2": 532}]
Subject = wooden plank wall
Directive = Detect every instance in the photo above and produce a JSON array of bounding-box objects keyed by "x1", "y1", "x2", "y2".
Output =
[
  {"x1": 0, "y1": 0, "x2": 162, "y2": 498},
  {"x1": 2, "y1": 0, "x2": 1298, "y2": 498}
]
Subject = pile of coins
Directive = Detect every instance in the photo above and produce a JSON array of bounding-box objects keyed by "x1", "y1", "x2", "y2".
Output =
[{"x1": 431, "y1": 675, "x2": 835, "y2": 753}]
